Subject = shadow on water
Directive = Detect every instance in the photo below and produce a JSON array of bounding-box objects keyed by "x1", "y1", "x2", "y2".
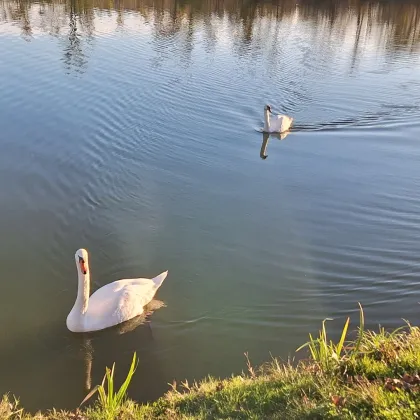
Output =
[
  {"x1": 260, "y1": 132, "x2": 291, "y2": 160},
  {"x1": 78, "y1": 299, "x2": 165, "y2": 394},
  {"x1": 0, "y1": 297, "x2": 167, "y2": 411}
]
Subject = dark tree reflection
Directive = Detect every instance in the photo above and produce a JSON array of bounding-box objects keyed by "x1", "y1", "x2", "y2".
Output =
[
  {"x1": 62, "y1": 0, "x2": 86, "y2": 73},
  {"x1": 1, "y1": 0, "x2": 420, "y2": 61}
]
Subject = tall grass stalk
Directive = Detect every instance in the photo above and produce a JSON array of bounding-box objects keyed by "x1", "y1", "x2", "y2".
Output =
[
  {"x1": 353, "y1": 302, "x2": 365, "y2": 354},
  {"x1": 296, "y1": 303, "x2": 365, "y2": 369},
  {"x1": 80, "y1": 352, "x2": 138, "y2": 417}
]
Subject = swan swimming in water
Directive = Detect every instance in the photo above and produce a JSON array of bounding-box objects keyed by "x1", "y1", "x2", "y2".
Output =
[
  {"x1": 263, "y1": 105, "x2": 293, "y2": 133},
  {"x1": 66, "y1": 248, "x2": 168, "y2": 333}
]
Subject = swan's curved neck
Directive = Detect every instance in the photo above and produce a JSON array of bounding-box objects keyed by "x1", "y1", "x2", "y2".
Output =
[
  {"x1": 264, "y1": 109, "x2": 270, "y2": 131},
  {"x1": 75, "y1": 269, "x2": 90, "y2": 315}
]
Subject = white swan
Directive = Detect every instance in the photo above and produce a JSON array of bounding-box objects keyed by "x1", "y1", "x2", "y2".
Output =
[
  {"x1": 66, "y1": 248, "x2": 168, "y2": 333},
  {"x1": 263, "y1": 105, "x2": 293, "y2": 133}
]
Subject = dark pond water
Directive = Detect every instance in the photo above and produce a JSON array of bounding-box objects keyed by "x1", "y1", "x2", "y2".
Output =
[{"x1": 1, "y1": 0, "x2": 420, "y2": 411}]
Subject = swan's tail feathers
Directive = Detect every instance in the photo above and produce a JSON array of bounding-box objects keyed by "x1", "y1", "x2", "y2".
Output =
[{"x1": 152, "y1": 270, "x2": 168, "y2": 288}]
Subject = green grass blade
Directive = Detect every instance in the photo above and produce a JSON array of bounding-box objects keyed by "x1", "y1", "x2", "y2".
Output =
[
  {"x1": 105, "y1": 366, "x2": 113, "y2": 407},
  {"x1": 322, "y1": 319, "x2": 332, "y2": 362},
  {"x1": 98, "y1": 386, "x2": 107, "y2": 408},
  {"x1": 295, "y1": 341, "x2": 310, "y2": 353},
  {"x1": 116, "y1": 352, "x2": 138, "y2": 404},
  {"x1": 390, "y1": 326, "x2": 406, "y2": 337},
  {"x1": 336, "y1": 317, "x2": 350, "y2": 357},
  {"x1": 79, "y1": 385, "x2": 100, "y2": 407},
  {"x1": 101, "y1": 370, "x2": 106, "y2": 388},
  {"x1": 322, "y1": 321, "x2": 326, "y2": 346},
  {"x1": 308, "y1": 334, "x2": 318, "y2": 361},
  {"x1": 110, "y1": 363, "x2": 116, "y2": 405},
  {"x1": 354, "y1": 302, "x2": 365, "y2": 354},
  {"x1": 296, "y1": 333, "x2": 322, "y2": 362}
]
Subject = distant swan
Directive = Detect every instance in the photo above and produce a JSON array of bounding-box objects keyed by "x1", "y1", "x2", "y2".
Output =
[
  {"x1": 263, "y1": 105, "x2": 293, "y2": 133},
  {"x1": 66, "y1": 248, "x2": 168, "y2": 333}
]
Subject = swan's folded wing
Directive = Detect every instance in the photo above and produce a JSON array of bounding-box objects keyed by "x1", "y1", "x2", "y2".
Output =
[
  {"x1": 84, "y1": 275, "x2": 167, "y2": 330},
  {"x1": 86, "y1": 281, "x2": 155, "y2": 327},
  {"x1": 272, "y1": 115, "x2": 293, "y2": 133},
  {"x1": 270, "y1": 116, "x2": 284, "y2": 132},
  {"x1": 114, "y1": 284, "x2": 156, "y2": 323}
]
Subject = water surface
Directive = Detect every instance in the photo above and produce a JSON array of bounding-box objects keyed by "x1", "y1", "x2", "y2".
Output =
[{"x1": 1, "y1": 0, "x2": 420, "y2": 411}]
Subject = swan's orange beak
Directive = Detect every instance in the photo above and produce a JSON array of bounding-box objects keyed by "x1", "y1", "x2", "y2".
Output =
[{"x1": 79, "y1": 257, "x2": 87, "y2": 275}]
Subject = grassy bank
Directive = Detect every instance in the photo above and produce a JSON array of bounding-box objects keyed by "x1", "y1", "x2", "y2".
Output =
[{"x1": 2, "y1": 306, "x2": 420, "y2": 419}]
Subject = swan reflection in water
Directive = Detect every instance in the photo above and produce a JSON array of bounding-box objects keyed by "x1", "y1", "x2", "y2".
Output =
[
  {"x1": 79, "y1": 299, "x2": 166, "y2": 392},
  {"x1": 260, "y1": 131, "x2": 291, "y2": 160}
]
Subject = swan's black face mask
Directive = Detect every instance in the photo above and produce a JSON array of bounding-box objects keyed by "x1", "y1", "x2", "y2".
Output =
[{"x1": 79, "y1": 256, "x2": 87, "y2": 275}]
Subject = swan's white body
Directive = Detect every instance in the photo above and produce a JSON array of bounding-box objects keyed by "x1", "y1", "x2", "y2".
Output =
[
  {"x1": 66, "y1": 249, "x2": 168, "y2": 333},
  {"x1": 263, "y1": 105, "x2": 293, "y2": 133}
]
